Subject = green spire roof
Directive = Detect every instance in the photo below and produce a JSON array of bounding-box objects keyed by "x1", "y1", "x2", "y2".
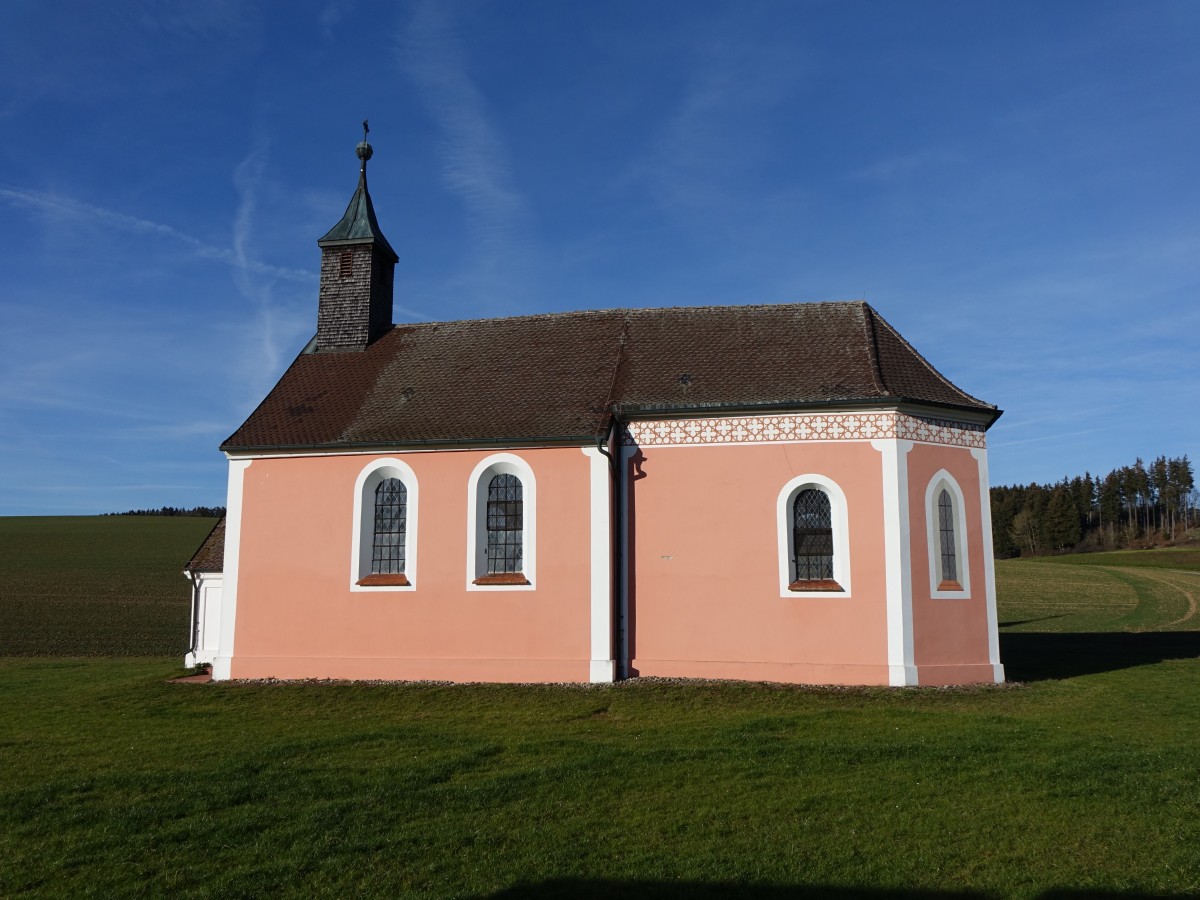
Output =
[{"x1": 317, "y1": 134, "x2": 398, "y2": 262}]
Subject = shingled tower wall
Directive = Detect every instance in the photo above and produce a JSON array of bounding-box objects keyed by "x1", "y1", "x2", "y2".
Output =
[
  {"x1": 316, "y1": 243, "x2": 394, "y2": 351},
  {"x1": 315, "y1": 128, "x2": 398, "y2": 353}
]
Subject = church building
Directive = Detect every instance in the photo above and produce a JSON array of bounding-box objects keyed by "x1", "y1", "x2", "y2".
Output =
[{"x1": 186, "y1": 134, "x2": 1005, "y2": 687}]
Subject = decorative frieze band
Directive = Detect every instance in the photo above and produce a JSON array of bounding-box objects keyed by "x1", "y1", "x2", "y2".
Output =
[{"x1": 621, "y1": 411, "x2": 986, "y2": 449}]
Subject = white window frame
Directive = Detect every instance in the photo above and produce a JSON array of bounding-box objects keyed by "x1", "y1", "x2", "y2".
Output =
[
  {"x1": 776, "y1": 474, "x2": 852, "y2": 598},
  {"x1": 466, "y1": 453, "x2": 536, "y2": 591},
  {"x1": 350, "y1": 457, "x2": 418, "y2": 591},
  {"x1": 926, "y1": 469, "x2": 971, "y2": 599}
]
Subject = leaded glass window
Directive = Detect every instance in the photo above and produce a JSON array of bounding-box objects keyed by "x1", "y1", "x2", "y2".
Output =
[
  {"x1": 486, "y1": 473, "x2": 523, "y2": 574},
  {"x1": 938, "y1": 488, "x2": 957, "y2": 583},
  {"x1": 792, "y1": 489, "x2": 834, "y2": 581},
  {"x1": 371, "y1": 478, "x2": 406, "y2": 575}
]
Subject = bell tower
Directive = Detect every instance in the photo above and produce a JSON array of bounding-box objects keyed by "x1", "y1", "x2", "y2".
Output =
[{"x1": 315, "y1": 121, "x2": 398, "y2": 352}]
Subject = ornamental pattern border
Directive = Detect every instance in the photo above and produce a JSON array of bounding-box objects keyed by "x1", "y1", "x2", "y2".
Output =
[{"x1": 621, "y1": 412, "x2": 986, "y2": 449}]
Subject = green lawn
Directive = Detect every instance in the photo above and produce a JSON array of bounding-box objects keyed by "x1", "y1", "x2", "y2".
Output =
[
  {"x1": 1020, "y1": 547, "x2": 1200, "y2": 573},
  {"x1": 996, "y1": 557, "x2": 1199, "y2": 633},
  {"x1": 2, "y1": 518, "x2": 1200, "y2": 897}
]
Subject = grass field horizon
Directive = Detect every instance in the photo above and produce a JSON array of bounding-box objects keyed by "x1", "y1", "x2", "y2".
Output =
[{"x1": 2, "y1": 516, "x2": 1199, "y2": 897}]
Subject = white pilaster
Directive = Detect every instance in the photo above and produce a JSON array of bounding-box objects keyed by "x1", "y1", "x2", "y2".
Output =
[
  {"x1": 583, "y1": 447, "x2": 615, "y2": 682},
  {"x1": 873, "y1": 439, "x2": 917, "y2": 686},
  {"x1": 971, "y1": 448, "x2": 1006, "y2": 683},
  {"x1": 211, "y1": 458, "x2": 251, "y2": 681}
]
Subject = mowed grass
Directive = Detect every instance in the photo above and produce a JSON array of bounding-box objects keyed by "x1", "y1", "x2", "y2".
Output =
[
  {"x1": 1024, "y1": 547, "x2": 1200, "y2": 572},
  {"x1": 2, "y1": 518, "x2": 1200, "y2": 897},
  {"x1": 0, "y1": 516, "x2": 216, "y2": 655},
  {"x1": 3, "y1": 656, "x2": 1200, "y2": 898},
  {"x1": 996, "y1": 557, "x2": 1200, "y2": 633},
  {"x1": 995, "y1": 556, "x2": 1200, "y2": 685}
]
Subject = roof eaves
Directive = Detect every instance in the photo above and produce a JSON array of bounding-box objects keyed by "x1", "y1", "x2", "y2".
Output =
[
  {"x1": 870, "y1": 308, "x2": 993, "y2": 411},
  {"x1": 184, "y1": 517, "x2": 226, "y2": 572},
  {"x1": 222, "y1": 434, "x2": 601, "y2": 455}
]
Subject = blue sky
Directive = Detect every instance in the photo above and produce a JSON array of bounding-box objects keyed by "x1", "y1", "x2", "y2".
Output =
[{"x1": 1, "y1": 0, "x2": 1197, "y2": 515}]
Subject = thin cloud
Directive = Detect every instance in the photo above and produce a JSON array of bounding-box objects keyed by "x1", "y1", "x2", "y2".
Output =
[
  {"x1": 228, "y1": 138, "x2": 314, "y2": 404},
  {"x1": 993, "y1": 405, "x2": 1121, "y2": 433},
  {"x1": 856, "y1": 147, "x2": 965, "y2": 182},
  {"x1": 115, "y1": 420, "x2": 234, "y2": 440},
  {"x1": 318, "y1": 0, "x2": 357, "y2": 40},
  {"x1": 397, "y1": 0, "x2": 534, "y2": 303},
  {"x1": 627, "y1": 17, "x2": 808, "y2": 217},
  {"x1": 990, "y1": 428, "x2": 1107, "y2": 450},
  {"x1": 0, "y1": 185, "x2": 314, "y2": 283}
]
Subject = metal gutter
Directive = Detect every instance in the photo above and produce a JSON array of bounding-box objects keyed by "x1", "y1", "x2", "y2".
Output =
[
  {"x1": 617, "y1": 397, "x2": 1003, "y2": 427},
  {"x1": 221, "y1": 434, "x2": 600, "y2": 455}
]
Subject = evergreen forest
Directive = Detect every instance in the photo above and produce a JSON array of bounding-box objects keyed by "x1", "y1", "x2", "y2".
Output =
[
  {"x1": 104, "y1": 506, "x2": 226, "y2": 518},
  {"x1": 991, "y1": 455, "x2": 1196, "y2": 558}
]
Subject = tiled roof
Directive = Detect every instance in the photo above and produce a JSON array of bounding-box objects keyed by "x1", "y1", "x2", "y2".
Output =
[
  {"x1": 185, "y1": 518, "x2": 225, "y2": 572},
  {"x1": 222, "y1": 301, "x2": 998, "y2": 451}
]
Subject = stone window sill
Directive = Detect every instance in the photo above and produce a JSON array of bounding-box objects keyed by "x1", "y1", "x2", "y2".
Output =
[
  {"x1": 473, "y1": 573, "x2": 531, "y2": 586},
  {"x1": 788, "y1": 579, "x2": 844, "y2": 592},
  {"x1": 357, "y1": 573, "x2": 410, "y2": 587}
]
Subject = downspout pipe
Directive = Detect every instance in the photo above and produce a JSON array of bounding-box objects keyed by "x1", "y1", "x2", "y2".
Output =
[{"x1": 183, "y1": 569, "x2": 200, "y2": 667}]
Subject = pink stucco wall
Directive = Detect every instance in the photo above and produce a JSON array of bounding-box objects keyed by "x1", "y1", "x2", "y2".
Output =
[
  {"x1": 906, "y1": 444, "x2": 994, "y2": 685},
  {"x1": 230, "y1": 447, "x2": 594, "y2": 682},
  {"x1": 627, "y1": 441, "x2": 891, "y2": 685},
  {"x1": 225, "y1": 435, "x2": 998, "y2": 686}
]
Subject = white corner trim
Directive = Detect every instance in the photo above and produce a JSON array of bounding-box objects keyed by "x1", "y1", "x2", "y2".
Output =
[
  {"x1": 925, "y1": 469, "x2": 972, "y2": 599},
  {"x1": 350, "y1": 457, "x2": 419, "y2": 591},
  {"x1": 583, "y1": 447, "x2": 615, "y2": 682},
  {"x1": 212, "y1": 458, "x2": 251, "y2": 681},
  {"x1": 873, "y1": 439, "x2": 917, "y2": 686},
  {"x1": 776, "y1": 473, "x2": 852, "y2": 598},
  {"x1": 972, "y1": 448, "x2": 1005, "y2": 683},
  {"x1": 466, "y1": 452, "x2": 537, "y2": 591}
]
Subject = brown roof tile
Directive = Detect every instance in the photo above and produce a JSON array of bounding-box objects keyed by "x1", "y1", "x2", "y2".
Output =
[
  {"x1": 185, "y1": 518, "x2": 225, "y2": 572},
  {"x1": 221, "y1": 301, "x2": 998, "y2": 451}
]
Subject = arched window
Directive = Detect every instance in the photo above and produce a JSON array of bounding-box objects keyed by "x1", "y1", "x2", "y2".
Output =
[
  {"x1": 351, "y1": 458, "x2": 418, "y2": 590},
  {"x1": 485, "y1": 473, "x2": 523, "y2": 575},
  {"x1": 777, "y1": 475, "x2": 850, "y2": 596},
  {"x1": 925, "y1": 471, "x2": 969, "y2": 597},
  {"x1": 371, "y1": 478, "x2": 407, "y2": 575},
  {"x1": 793, "y1": 489, "x2": 834, "y2": 582},
  {"x1": 937, "y1": 488, "x2": 957, "y2": 586},
  {"x1": 468, "y1": 454, "x2": 536, "y2": 589}
]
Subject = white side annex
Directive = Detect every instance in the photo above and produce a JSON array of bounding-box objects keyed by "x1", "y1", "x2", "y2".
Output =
[{"x1": 184, "y1": 570, "x2": 223, "y2": 668}]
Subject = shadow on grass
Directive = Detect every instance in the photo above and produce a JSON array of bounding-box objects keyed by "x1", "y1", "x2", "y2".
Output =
[
  {"x1": 1000, "y1": 630, "x2": 1200, "y2": 681},
  {"x1": 477, "y1": 881, "x2": 1186, "y2": 899},
  {"x1": 999, "y1": 615, "x2": 1066, "y2": 628}
]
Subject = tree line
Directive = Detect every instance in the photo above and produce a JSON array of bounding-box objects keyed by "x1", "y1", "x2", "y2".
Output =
[
  {"x1": 991, "y1": 455, "x2": 1196, "y2": 558},
  {"x1": 105, "y1": 506, "x2": 227, "y2": 518}
]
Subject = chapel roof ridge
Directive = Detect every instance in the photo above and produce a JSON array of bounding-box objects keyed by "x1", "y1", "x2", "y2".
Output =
[{"x1": 387, "y1": 298, "x2": 873, "y2": 331}]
